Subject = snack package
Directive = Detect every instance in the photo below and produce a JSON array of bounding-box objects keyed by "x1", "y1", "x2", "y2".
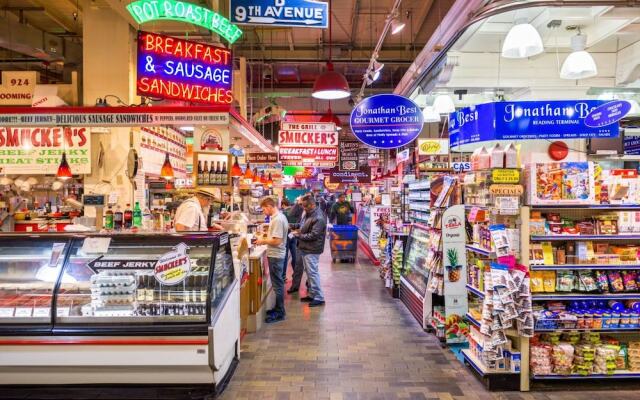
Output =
[
  {"x1": 489, "y1": 224, "x2": 511, "y2": 258},
  {"x1": 578, "y1": 270, "x2": 598, "y2": 292},
  {"x1": 556, "y1": 271, "x2": 575, "y2": 292},
  {"x1": 530, "y1": 343, "x2": 553, "y2": 375},
  {"x1": 552, "y1": 343, "x2": 575, "y2": 375},
  {"x1": 608, "y1": 271, "x2": 625, "y2": 292},
  {"x1": 595, "y1": 270, "x2": 610, "y2": 293},
  {"x1": 622, "y1": 270, "x2": 639, "y2": 292},
  {"x1": 530, "y1": 271, "x2": 544, "y2": 293},
  {"x1": 543, "y1": 271, "x2": 557, "y2": 292}
]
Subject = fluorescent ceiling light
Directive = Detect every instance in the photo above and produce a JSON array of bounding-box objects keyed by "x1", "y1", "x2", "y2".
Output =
[
  {"x1": 422, "y1": 106, "x2": 441, "y2": 123},
  {"x1": 560, "y1": 34, "x2": 597, "y2": 80},
  {"x1": 433, "y1": 94, "x2": 456, "y2": 114},
  {"x1": 501, "y1": 19, "x2": 544, "y2": 59},
  {"x1": 180, "y1": 126, "x2": 195, "y2": 132}
]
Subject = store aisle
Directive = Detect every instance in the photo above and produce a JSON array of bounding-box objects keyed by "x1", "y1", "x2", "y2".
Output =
[{"x1": 220, "y1": 248, "x2": 638, "y2": 400}]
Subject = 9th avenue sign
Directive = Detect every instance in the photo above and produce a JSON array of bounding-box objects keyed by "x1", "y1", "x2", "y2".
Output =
[{"x1": 230, "y1": 0, "x2": 328, "y2": 28}]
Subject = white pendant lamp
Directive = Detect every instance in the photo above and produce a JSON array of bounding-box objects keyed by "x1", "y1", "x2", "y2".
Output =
[
  {"x1": 422, "y1": 106, "x2": 441, "y2": 123},
  {"x1": 433, "y1": 94, "x2": 455, "y2": 114},
  {"x1": 627, "y1": 99, "x2": 640, "y2": 116},
  {"x1": 501, "y1": 19, "x2": 544, "y2": 59},
  {"x1": 560, "y1": 34, "x2": 597, "y2": 80}
]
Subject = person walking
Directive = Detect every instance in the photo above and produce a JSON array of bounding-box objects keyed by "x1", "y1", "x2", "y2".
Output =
[
  {"x1": 330, "y1": 192, "x2": 355, "y2": 225},
  {"x1": 281, "y1": 198, "x2": 300, "y2": 282},
  {"x1": 291, "y1": 194, "x2": 327, "y2": 307},
  {"x1": 255, "y1": 197, "x2": 289, "y2": 323}
]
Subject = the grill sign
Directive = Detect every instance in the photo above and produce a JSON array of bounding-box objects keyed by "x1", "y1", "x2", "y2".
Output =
[{"x1": 154, "y1": 243, "x2": 192, "y2": 286}]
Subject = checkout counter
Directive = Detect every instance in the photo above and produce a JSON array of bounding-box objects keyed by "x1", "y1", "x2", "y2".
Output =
[{"x1": 0, "y1": 232, "x2": 239, "y2": 396}]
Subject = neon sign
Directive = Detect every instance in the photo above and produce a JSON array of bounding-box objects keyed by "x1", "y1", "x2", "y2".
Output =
[
  {"x1": 127, "y1": 0, "x2": 243, "y2": 44},
  {"x1": 136, "y1": 31, "x2": 233, "y2": 105}
]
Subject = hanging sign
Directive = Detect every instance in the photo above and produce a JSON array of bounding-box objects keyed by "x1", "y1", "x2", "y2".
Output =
[
  {"x1": 449, "y1": 100, "x2": 619, "y2": 147},
  {"x1": 278, "y1": 147, "x2": 337, "y2": 166},
  {"x1": 247, "y1": 152, "x2": 278, "y2": 163},
  {"x1": 328, "y1": 166, "x2": 371, "y2": 184},
  {"x1": 417, "y1": 138, "x2": 449, "y2": 155},
  {"x1": 136, "y1": 31, "x2": 233, "y2": 105},
  {"x1": 339, "y1": 139, "x2": 359, "y2": 171},
  {"x1": 350, "y1": 94, "x2": 423, "y2": 150},
  {"x1": 278, "y1": 122, "x2": 337, "y2": 147},
  {"x1": 230, "y1": 0, "x2": 328, "y2": 28},
  {"x1": 0, "y1": 71, "x2": 37, "y2": 106},
  {"x1": 154, "y1": 243, "x2": 192, "y2": 286},
  {"x1": 624, "y1": 133, "x2": 640, "y2": 155},
  {"x1": 195, "y1": 126, "x2": 227, "y2": 152},
  {"x1": 127, "y1": 0, "x2": 243, "y2": 44},
  {"x1": 452, "y1": 161, "x2": 471, "y2": 173},
  {"x1": 584, "y1": 100, "x2": 632, "y2": 128},
  {"x1": 396, "y1": 149, "x2": 410, "y2": 163},
  {"x1": 0, "y1": 127, "x2": 91, "y2": 175},
  {"x1": 489, "y1": 184, "x2": 524, "y2": 196}
]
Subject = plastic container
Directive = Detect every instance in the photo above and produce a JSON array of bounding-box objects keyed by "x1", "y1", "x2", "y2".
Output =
[
  {"x1": 592, "y1": 310, "x2": 603, "y2": 329},
  {"x1": 328, "y1": 225, "x2": 359, "y2": 263},
  {"x1": 610, "y1": 312, "x2": 621, "y2": 328},
  {"x1": 602, "y1": 310, "x2": 611, "y2": 329}
]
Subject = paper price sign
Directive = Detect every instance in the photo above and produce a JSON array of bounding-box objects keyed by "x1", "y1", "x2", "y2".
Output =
[{"x1": 492, "y1": 169, "x2": 520, "y2": 184}]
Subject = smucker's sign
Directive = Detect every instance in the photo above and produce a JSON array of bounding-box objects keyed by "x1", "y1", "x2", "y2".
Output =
[{"x1": 0, "y1": 127, "x2": 91, "y2": 175}]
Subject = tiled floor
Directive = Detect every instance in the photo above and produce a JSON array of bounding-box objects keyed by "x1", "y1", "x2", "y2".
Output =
[{"x1": 220, "y1": 247, "x2": 640, "y2": 400}]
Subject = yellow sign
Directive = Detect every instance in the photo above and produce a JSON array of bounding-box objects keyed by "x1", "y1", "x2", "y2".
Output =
[
  {"x1": 492, "y1": 169, "x2": 520, "y2": 184},
  {"x1": 489, "y1": 184, "x2": 524, "y2": 196},
  {"x1": 417, "y1": 139, "x2": 449, "y2": 156}
]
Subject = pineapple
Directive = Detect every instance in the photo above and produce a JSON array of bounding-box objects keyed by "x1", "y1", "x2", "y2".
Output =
[{"x1": 446, "y1": 248, "x2": 462, "y2": 282}]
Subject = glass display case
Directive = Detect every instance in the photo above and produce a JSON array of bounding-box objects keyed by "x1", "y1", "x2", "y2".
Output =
[
  {"x1": 402, "y1": 224, "x2": 431, "y2": 295},
  {"x1": 0, "y1": 232, "x2": 233, "y2": 334}
]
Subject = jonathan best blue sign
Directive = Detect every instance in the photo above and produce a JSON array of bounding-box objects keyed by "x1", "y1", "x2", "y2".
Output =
[
  {"x1": 230, "y1": 0, "x2": 328, "y2": 28},
  {"x1": 350, "y1": 94, "x2": 424, "y2": 150},
  {"x1": 449, "y1": 100, "x2": 621, "y2": 147}
]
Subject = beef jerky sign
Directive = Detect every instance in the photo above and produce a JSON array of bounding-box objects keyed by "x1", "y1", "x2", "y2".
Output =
[{"x1": 339, "y1": 139, "x2": 359, "y2": 171}]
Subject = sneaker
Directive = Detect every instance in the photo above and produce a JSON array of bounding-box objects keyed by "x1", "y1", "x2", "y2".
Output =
[
  {"x1": 300, "y1": 296, "x2": 313, "y2": 302},
  {"x1": 266, "y1": 309, "x2": 277, "y2": 316},
  {"x1": 287, "y1": 288, "x2": 299, "y2": 294},
  {"x1": 265, "y1": 314, "x2": 285, "y2": 324},
  {"x1": 309, "y1": 300, "x2": 325, "y2": 307}
]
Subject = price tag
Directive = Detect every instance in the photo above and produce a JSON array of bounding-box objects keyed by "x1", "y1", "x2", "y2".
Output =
[
  {"x1": 56, "y1": 307, "x2": 70, "y2": 317},
  {"x1": 14, "y1": 307, "x2": 33, "y2": 317},
  {"x1": 33, "y1": 307, "x2": 51, "y2": 318},
  {"x1": 492, "y1": 169, "x2": 520, "y2": 184},
  {"x1": 0, "y1": 307, "x2": 14, "y2": 317},
  {"x1": 82, "y1": 237, "x2": 111, "y2": 254},
  {"x1": 495, "y1": 197, "x2": 520, "y2": 212},
  {"x1": 108, "y1": 192, "x2": 118, "y2": 205}
]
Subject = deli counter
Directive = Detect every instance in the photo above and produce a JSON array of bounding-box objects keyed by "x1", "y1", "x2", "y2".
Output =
[{"x1": 0, "y1": 232, "x2": 239, "y2": 394}]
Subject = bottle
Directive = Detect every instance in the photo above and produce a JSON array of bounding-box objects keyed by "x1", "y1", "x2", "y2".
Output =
[
  {"x1": 210, "y1": 161, "x2": 217, "y2": 186},
  {"x1": 143, "y1": 207, "x2": 153, "y2": 230},
  {"x1": 197, "y1": 160, "x2": 203, "y2": 185},
  {"x1": 104, "y1": 206, "x2": 114, "y2": 230},
  {"x1": 124, "y1": 203, "x2": 133, "y2": 229},
  {"x1": 215, "y1": 161, "x2": 221, "y2": 185},
  {"x1": 133, "y1": 202, "x2": 142, "y2": 228},
  {"x1": 221, "y1": 161, "x2": 228, "y2": 185},
  {"x1": 203, "y1": 161, "x2": 209, "y2": 185},
  {"x1": 114, "y1": 205, "x2": 123, "y2": 230},
  {"x1": 207, "y1": 204, "x2": 215, "y2": 229},
  {"x1": 164, "y1": 209, "x2": 172, "y2": 231}
]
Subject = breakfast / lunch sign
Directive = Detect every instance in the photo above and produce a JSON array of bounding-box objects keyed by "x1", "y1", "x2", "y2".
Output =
[{"x1": 278, "y1": 122, "x2": 338, "y2": 166}]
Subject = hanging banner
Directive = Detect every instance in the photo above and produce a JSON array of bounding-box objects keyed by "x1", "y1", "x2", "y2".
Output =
[
  {"x1": 136, "y1": 31, "x2": 234, "y2": 105},
  {"x1": 328, "y1": 166, "x2": 371, "y2": 184},
  {"x1": 230, "y1": 0, "x2": 328, "y2": 28},
  {"x1": 278, "y1": 122, "x2": 337, "y2": 147},
  {"x1": 339, "y1": 139, "x2": 359, "y2": 171},
  {"x1": 449, "y1": 100, "x2": 620, "y2": 147},
  {"x1": 350, "y1": 94, "x2": 423, "y2": 150},
  {"x1": 0, "y1": 127, "x2": 91, "y2": 175}
]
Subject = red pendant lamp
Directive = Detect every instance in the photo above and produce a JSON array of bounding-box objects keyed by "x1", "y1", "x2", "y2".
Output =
[
  {"x1": 260, "y1": 171, "x2": 268, "y2": 184},
  {"x1": 56, "y1": 151, "x2": 73, "y2": 181},
  {"x1": 244, "y1": 162, "x2": 254, "y2": 180},
  {"x1": 252, "y1": 168, "x2": 261, "y2": 183},
  {"x1": 267, "y1": 173, "x2": 273, "y2": 188},
  {"x1": 160, "y1": 152, "x2": 174, "y2": 180},
  {"x1": 230, "y1": 156, "x2": 243, "y2": 177},
  {"x1": 320, "y1": 107, "x2": 342, "y2": 130},
  {"x1": 312, "y1": 2, "x2": 350, "y2": 100}
]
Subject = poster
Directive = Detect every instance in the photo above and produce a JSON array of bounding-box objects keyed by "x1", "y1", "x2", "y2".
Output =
[
  {"x1": 0, "y1": 127, "x2": 91, "y2": 175},
  {"x1": 442, "y1": 205, "x2": 468, "y2": 344},
  {"x1": 339, "y1": 139, "x2": 359, "y2": 171}
]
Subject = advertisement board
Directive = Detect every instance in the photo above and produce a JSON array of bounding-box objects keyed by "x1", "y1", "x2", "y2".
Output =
[
  {"x1": 278, "y1": 122, "x2": 337, "y2": 147},
  {"x1": 246, "y1": 153, "x2": 278, "y2": 163},
  {"x1": 441, "y1": 205, "x2": 468, "y2": 344},
  {"x1": 136, "y1": 31, "x2": 233, "y2": 105},
  {"x1": 338, "y1": 139, "x2": 359, "y2": 171},
  {"x1": 417, "y1": 139, "x2": 449, "y2": 155},
  {"x1": 350, "y1": 94, "x2": 423, "y2": 150},
  {"x1": 0, "y1": 127, "x2": 91, "y2": 175},
  {"x1": 328, "y1": 166, "x2": 371, "y2": 184}
]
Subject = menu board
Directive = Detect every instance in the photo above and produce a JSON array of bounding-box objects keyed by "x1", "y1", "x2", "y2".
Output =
[{"x1": 338, "y1": 139, "x2": 359, "y2": 171}]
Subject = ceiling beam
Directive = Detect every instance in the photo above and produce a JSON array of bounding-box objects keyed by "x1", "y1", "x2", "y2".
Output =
[
  {"x1": 287, "y1": 30, "x2": 295, "y2": 52},
  {"x1": 103, "y1": 0, "x2": 140, "y2": 28},
  {"x1": 349, "y1": 0, "x2": 361, "y2": 48}
]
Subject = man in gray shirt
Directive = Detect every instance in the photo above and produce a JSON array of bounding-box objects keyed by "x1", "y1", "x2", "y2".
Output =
[{"x1": 255, "y1": 197, "x2": 289, "y2": 323}]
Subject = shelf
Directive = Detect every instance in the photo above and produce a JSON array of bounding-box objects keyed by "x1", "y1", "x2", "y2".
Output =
[
  {"x1": 532, "y1": 372, "x2": 640, "y2": 380},
  {"x1": 466, "y1": 284, "x2": 485, "y2": 299},
  {"x1": 531, "y1": 264, "x2": 640, "y2": 271},
  {"x1": 534, "y1": 326, "x2": 640, "y2": 333},
  {"x1": 532, "y1": 293, "x2": 640, "y2": 301},
  {"x1": 532, "y1": 204, "x2": 640, "y2": 210},
  {"x1": 461, "y1": 349, "x2": 517, "y2": 376},
  {"x1": 531, "y1": 235, "x2": 640, "y2": 241},
  {"x1": 465, "y1": 313, "x2": 481, "y2": 328},
  {"x1": 466, "y1": 244, "x2": 492, "y2": 257}
]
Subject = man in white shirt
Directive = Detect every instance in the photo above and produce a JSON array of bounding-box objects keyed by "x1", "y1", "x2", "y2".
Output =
[
  {"x1": 255, "y1": 196, "x2": 289, "y2": 323},
  {"x1": 175, "y1": 189, "x2": 219, "y2": 231}
]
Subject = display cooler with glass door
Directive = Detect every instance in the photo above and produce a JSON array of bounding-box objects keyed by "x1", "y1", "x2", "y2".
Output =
[{"x1": 0, "y1": 232, "x2": 239, "y2": 395}]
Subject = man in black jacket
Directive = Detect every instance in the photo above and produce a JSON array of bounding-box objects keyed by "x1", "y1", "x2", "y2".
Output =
[{"x1": 290, "y1": 194, "x2": 327, "y2": 307}]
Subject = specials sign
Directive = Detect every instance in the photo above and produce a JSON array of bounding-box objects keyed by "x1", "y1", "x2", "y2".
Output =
[
  {"x1": 0, "y1": 127, "x2": 91, "y2": 175},
  {"x1": 137, "y1": 31, "x2": 233, "y2": 105}
]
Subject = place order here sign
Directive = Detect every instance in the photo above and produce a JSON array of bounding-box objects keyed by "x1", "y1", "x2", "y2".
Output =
[{"x1": 278, "y1": 122, "x2": 338, "y2": 166}]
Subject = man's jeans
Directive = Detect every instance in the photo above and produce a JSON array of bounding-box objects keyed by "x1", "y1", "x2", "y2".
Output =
[
  {"x1": 299, "y1": 251, "x2": 324, "y2": 302},
  {"x1": 282, "y1": 236, "x2": 297, "y2": 280},
  {"x1": 268, "y1": 257, "x2": 285, "y2": 316}
]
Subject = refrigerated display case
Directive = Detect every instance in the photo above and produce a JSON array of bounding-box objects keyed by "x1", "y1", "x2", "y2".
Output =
[
  {"x1": 400, "y1": 224, "x2": 430, "y2": 327},
  {"x1": 0, "y1": 232, "x2": 239, "y2": 395}
]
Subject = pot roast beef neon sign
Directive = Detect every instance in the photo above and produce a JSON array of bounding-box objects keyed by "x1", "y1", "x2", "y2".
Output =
[
  {"x1": 137, "y1": 31, "x2": 233, "y2": 105},
  {"x1": 127, "y1": 0, "x2": 243, "y2": 44}
]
